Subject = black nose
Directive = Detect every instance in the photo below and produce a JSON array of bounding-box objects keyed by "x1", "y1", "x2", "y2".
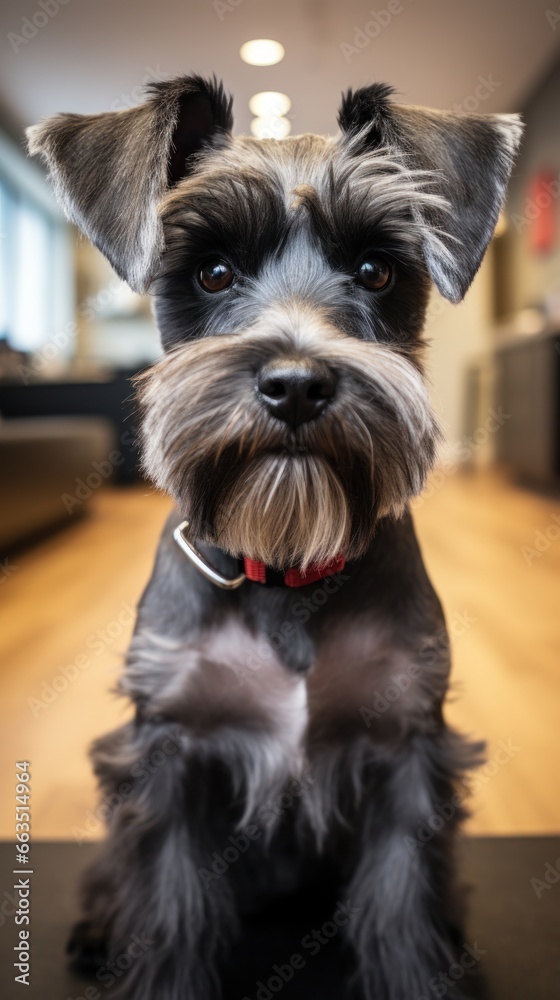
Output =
[{"x1": 257, "y1": 359, "x2": 337, "y2": 428}]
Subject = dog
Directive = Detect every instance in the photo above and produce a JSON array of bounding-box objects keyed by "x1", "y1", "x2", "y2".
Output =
[{"x1": 28, "y1": 76, "x2": 522, "y2": 999}]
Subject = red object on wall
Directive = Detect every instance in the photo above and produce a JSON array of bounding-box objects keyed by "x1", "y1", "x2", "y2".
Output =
[{"x1": 528, "y1": 170, "x2": 556, "y2": 253}]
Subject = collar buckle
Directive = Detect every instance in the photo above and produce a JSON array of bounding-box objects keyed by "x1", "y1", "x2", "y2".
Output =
[{"x1": 173, "y1": 520, "x2": 246, "y2": 590}]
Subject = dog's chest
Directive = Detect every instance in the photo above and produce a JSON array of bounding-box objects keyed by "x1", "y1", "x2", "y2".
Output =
[{"x1": 135, "y1": 614, "x2": 424, "y2": 754}]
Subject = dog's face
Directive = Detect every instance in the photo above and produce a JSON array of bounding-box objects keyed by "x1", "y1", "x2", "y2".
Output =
[
  {"x1": 146, "y1": 133, "x2": 440, "y2": 568},
  {"x1": 28, "y1": 77, "x2": 522, "y2": 568}
]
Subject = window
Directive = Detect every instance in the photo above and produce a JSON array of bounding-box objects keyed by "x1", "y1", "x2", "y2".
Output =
[
  {"x1": 0, "y1": 128, "x2": 74, "y2": 362},
  {"x1": 0, "y1": 175, "x2": 58, "y2": 352},
  {"x1": 0, "y1": 178, "x2": 15, "y2": 343}
]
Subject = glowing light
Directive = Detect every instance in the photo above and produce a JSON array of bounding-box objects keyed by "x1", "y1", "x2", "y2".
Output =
[
  {"x1": 249, "y1": 92, "x2": 291, "y2": 118},
  {"x1": 250, "y1": 116, "x2": 292, "y2": 140},
  {"x1": 240, "y1": 39, "x2": 285, "y2": 66}
]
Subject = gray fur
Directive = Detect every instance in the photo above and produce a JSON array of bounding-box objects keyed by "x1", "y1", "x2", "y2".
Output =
[
  {"x1": 27, "y1": 76, "x2": 522, "y2": 999},
  {"x1": 27, "y1": 79, "x2": 522, "y2": 303},
  {"x1": 26, "y1": 76, "x2": 233, "y2": 292},
  {"x1": 136, "y1": 303, "x2": 440, "y2": 568},
  {"x1": 338, "y1": 83, "x2": 523, "y2": 301}
]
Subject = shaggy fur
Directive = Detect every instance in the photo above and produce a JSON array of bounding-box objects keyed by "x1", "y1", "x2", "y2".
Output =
[
  {"x1": 27, "y1": 75, "x2": 522, "y2": 999},
  {"x1": 136, "y1": 306, "x2": 439, "y2": 568}
]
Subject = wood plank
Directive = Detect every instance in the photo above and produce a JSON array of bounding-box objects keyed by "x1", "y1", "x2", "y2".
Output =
[{"x1": 1, "y1": 471, "x2": 558, "y2": 838}]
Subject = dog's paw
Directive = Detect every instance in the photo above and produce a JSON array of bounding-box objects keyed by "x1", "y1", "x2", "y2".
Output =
[{"x1": 67, "y1": 919, "x2": 108, "y2": 972}]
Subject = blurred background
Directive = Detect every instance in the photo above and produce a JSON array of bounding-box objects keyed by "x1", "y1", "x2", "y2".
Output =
[{"x1": 0, "y1": 0, "x2": 559, "y2": 843}]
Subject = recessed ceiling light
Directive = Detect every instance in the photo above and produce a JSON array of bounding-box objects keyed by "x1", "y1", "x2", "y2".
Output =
[
  {"x1": 250, "y1": 116, "x2": 292, "y2": 140},
  {"x1": 240, "y1": 39, "x2": 285, "y2": 66},
  {"x1": 249, "y1": 92, "x2": 291, "y2": 118}
]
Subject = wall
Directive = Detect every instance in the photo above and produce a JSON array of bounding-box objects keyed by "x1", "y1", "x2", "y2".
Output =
[
  {"x1": 424, "y1": 254, "x2": 495, "y2": 461},
  {"x1": 498, "y1": 56, "x2": 560, "y2": 318},
  {"x1": 75, "y1": 240, "x2": 160, "y2": 369},
  {"x1": 424, "y1": 56, "x2": 560, "y2": 460}
]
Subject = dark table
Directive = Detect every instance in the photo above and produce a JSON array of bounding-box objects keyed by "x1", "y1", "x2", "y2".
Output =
[
  {"x1": 0, "y1": 371, "x2": 143, "y2": 483},
  {"x1": 0, "y1": 838, "x2": 559, "y2": 998}
]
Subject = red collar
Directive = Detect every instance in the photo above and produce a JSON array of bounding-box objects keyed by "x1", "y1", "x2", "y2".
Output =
[
  {"x1": 242, "y1": 555, "x2": 346, "y2": 588},
  {"x1": 173, "y1": 519, "x2": 346, "y2": 591}
]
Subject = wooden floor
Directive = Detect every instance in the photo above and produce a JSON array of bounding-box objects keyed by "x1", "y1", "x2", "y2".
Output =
[{"x1": 1, "y1": 470, "x2": 559, "y2": 839}]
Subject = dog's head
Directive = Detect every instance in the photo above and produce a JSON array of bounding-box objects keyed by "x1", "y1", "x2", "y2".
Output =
[{"x1": 28, "y1": 76, "x2": 522, "y2": 568}]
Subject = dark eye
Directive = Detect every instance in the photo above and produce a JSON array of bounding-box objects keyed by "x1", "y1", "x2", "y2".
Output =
[
  {"x1": 198, "y1": 259, "x2": 234, "y2": 293},
  {"x1": 356, "y1": 257, "x2": 392, "y2": 291}
]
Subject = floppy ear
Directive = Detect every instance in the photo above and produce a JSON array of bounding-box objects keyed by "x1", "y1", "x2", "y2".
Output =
[
  {"x1": 338, "y1": 84, "x2": 523, "y2": 302},
  {"x1": 26, "y1": 75, "x2": 233, "y2": 293}
]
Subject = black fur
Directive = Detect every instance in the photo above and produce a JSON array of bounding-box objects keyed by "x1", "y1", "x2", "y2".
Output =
[
  {"x1": 28, "y1": 77, "x2": 522, "y2": 999},
  {"x1": 338, "y1": 83, "x2": 524, "y2": 301}
]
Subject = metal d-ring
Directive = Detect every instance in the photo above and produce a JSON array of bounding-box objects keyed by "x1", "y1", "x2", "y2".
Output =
[{"x1": 173, "y1": 520, "x2": 246, "y2": 590}]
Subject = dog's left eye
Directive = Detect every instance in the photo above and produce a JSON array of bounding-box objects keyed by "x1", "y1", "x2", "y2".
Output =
[
  {"x1": 355, "y1": 257, "x2": 392, "y2": 291},
  {"x1": 198, "y1": 259, "x2": 234, "y2": 293}
]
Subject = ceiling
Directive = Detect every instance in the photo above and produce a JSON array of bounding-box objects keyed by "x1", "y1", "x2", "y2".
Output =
[{"x1": 0, "y1": 0, "x2": 558, "y2": 139}]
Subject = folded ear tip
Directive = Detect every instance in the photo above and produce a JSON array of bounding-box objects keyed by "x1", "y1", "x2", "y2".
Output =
[
  {"x1": 25, "y1": 122, "x2": 44, "y2": 156},
  {"x1": 492, "y1": 112, "x2": 525, "y2": 158},
  {"x1": 426, "y1": 258, "x2": 466, "y2": 304},
  {"x1": 343, "y1": 81, "x2": 396, "y2": 104},
  {"x1": 26, "y1": 114, "x2": 79, "y2": 158},
  {"x1": 146, "y1": 73, "x2": 233, "y2": 132},
  {"x1": 338, "y1": 81, "x2": 396, "y2": 133}
]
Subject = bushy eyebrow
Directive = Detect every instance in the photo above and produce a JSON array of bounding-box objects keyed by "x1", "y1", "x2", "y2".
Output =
[
  {"x1": 159, "y1": 170, "x2": 291, "y2": 276},
  {"x1": 290, "y1": 169, "x2": 427, "y2": 272}
]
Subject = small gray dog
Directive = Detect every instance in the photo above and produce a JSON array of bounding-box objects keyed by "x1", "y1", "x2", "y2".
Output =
[{"x1": 28, "y1": 77, "x2": 522, "y2": 999}]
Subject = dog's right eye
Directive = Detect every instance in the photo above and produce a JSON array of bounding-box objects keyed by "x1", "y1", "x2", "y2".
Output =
[
  {"x1": 355, "y1": 257, "x2": 392, "y2": 292},
  {"x1": 198, "y1": 259, "x2": 234, "y2": 293}
]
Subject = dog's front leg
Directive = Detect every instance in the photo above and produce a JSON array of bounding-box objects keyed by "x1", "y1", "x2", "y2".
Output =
[
  {"x1": 70, "y1": 610, "x2": 308, "y2": 999},
  {"x1": 343, "y1": 727, "x2": 480, "y2": 1000},
  {"x1": 69, "y1": 718, "x2": 236, "y2": 1000}
]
